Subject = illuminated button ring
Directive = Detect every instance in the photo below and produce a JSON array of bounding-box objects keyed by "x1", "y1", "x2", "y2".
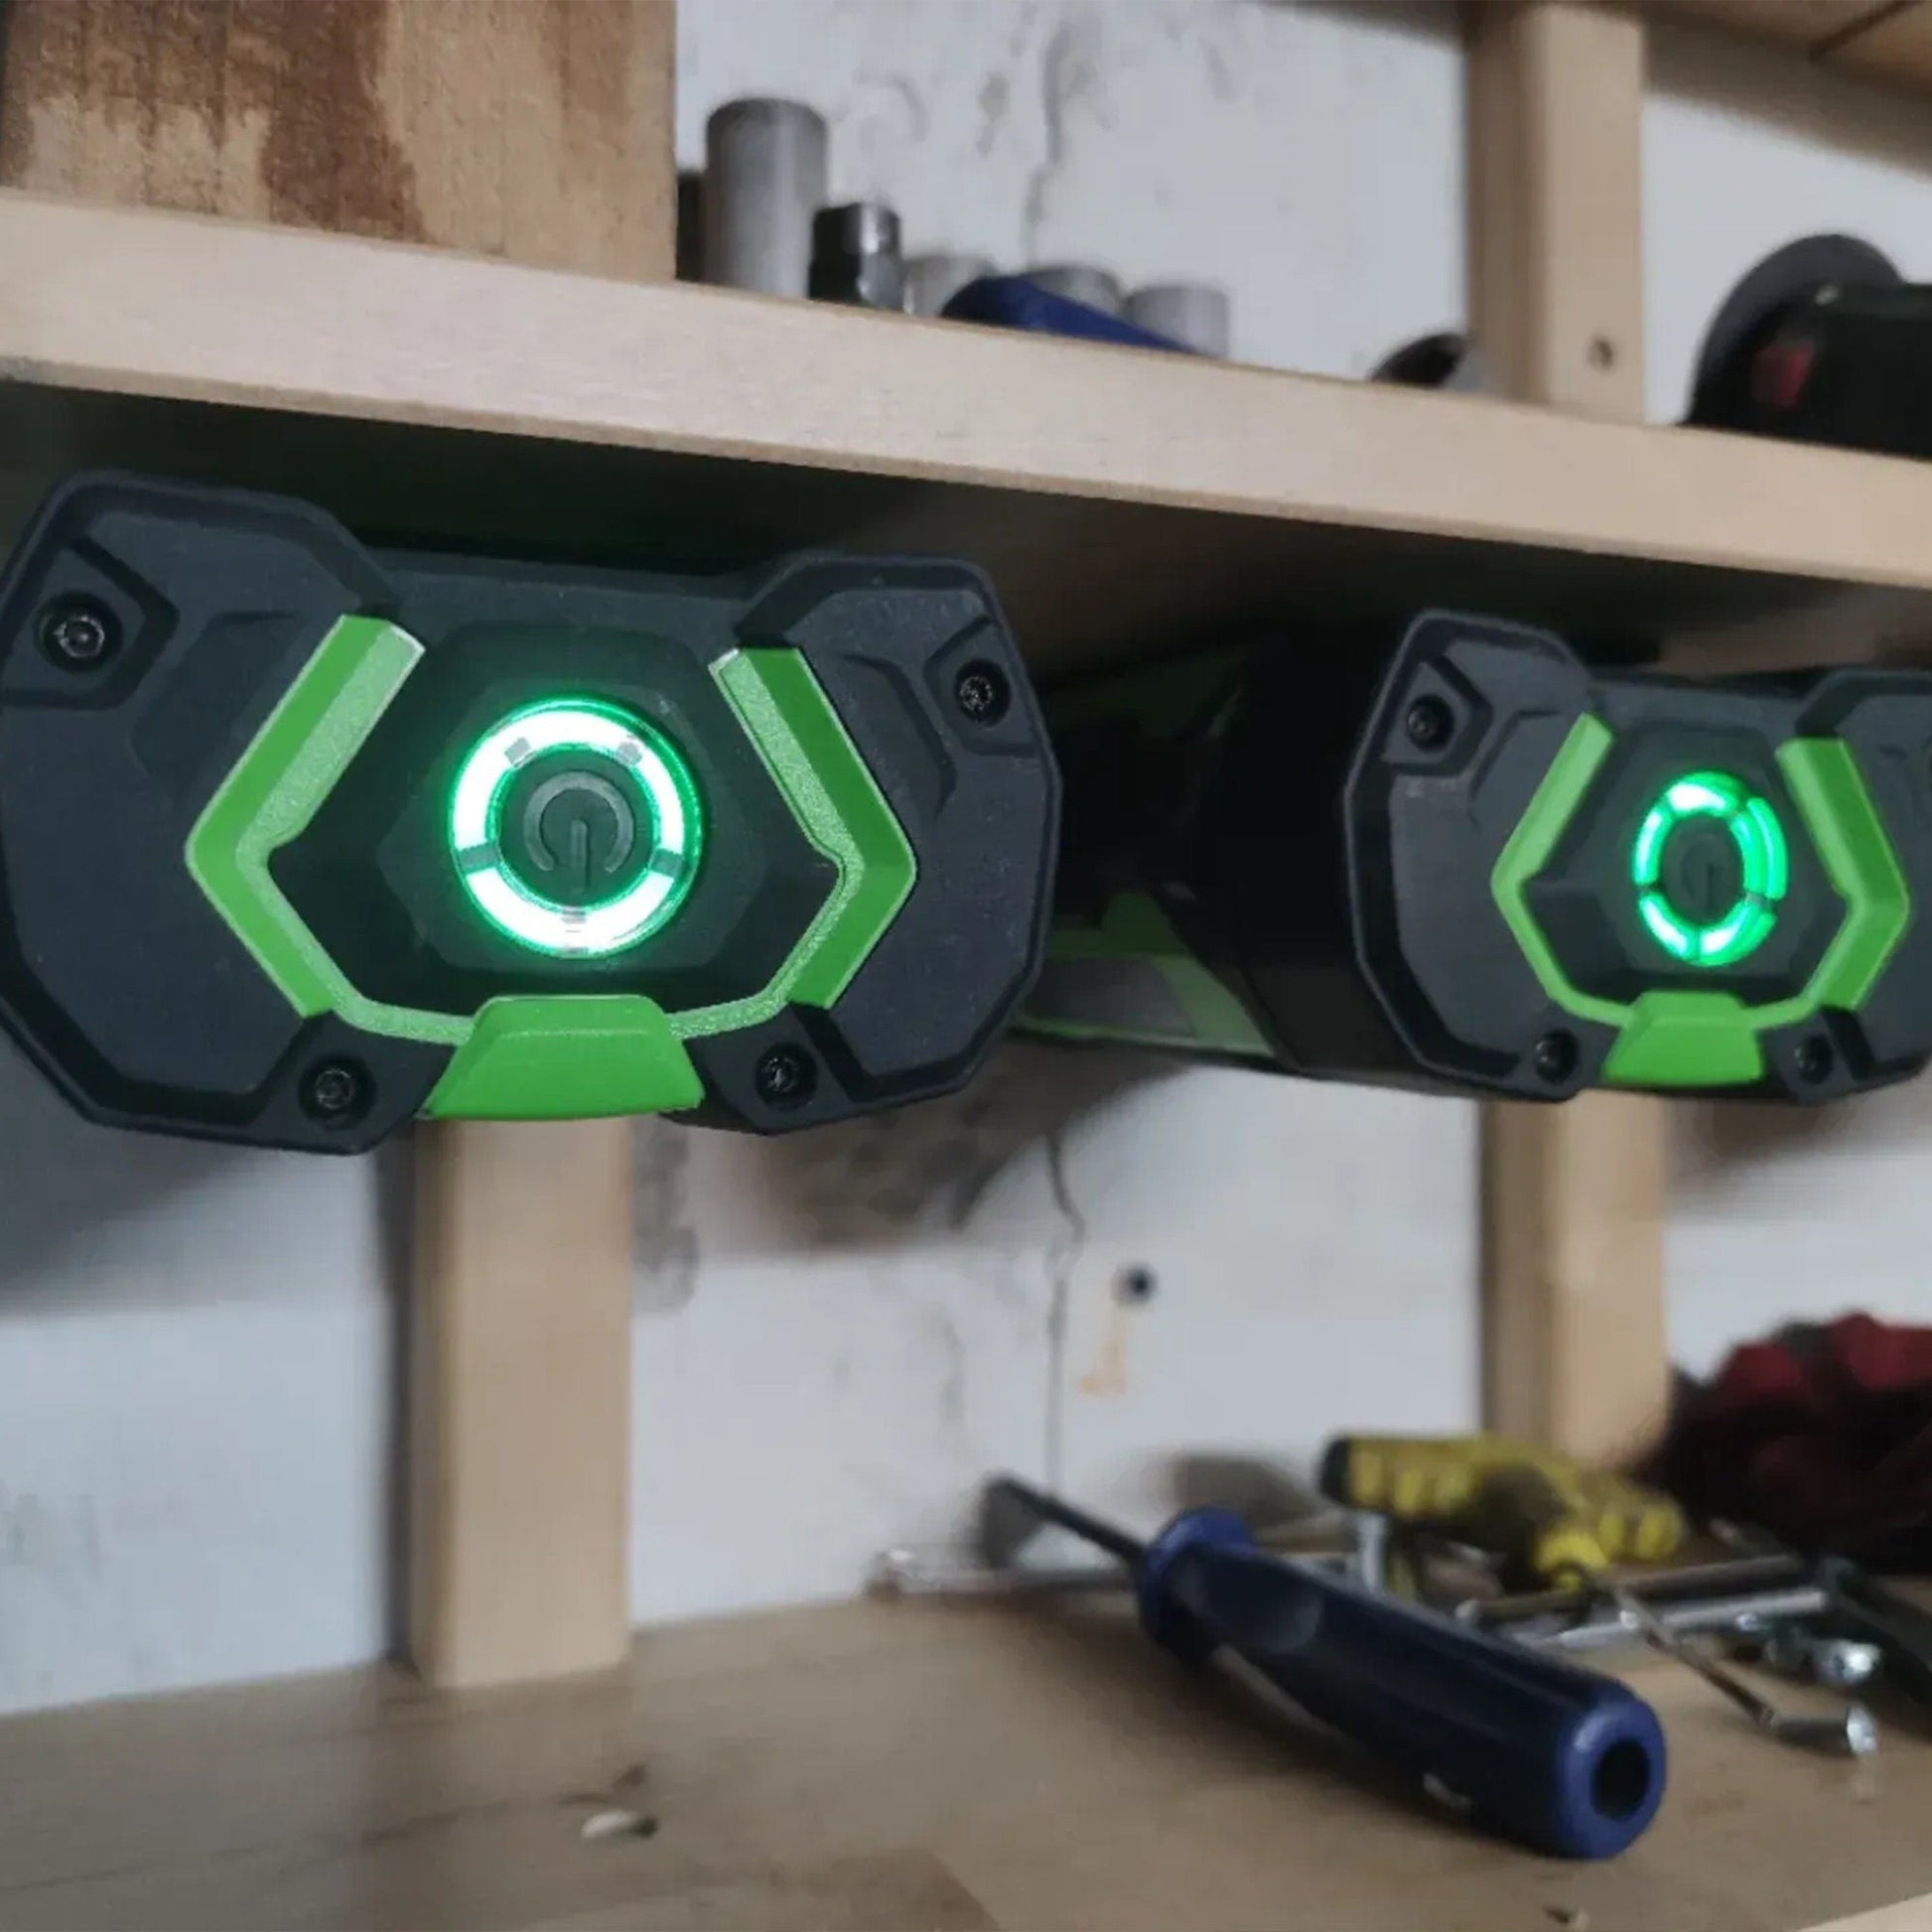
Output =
[
  {"x1": 1630, "y1": 769, "x2": 1788, "y2": 969},
  {"x1": 448, "y1": 699, "x2": 704, "y2": 959}
]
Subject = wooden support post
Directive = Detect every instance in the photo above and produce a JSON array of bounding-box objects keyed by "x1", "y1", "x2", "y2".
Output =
[
  {"x1": 1467, "y1": 0, "x2": 1671, "y2": 1463},
  {"x1": 0, "y1": 0, "x2": 675, "y2": 1686}
]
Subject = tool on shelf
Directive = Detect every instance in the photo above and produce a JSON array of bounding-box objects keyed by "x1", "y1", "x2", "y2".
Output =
[
  {"x1": 701, "y1": 96, "x2": 829, "y2": 298},
  {"x1": 1685, "y1": 234, "x2": 1932, "y2": 459},
  {"x1": 1123, "y1": 282, "x2": 1230, "y2": 356},
  {"x1": 941, "y1": 274, "x2": 1196, "y2": 349},
  {"x1": 0, "y1": 473, "x2": 1060, "y2": 1152},
  {"x1": 1023, "y1": 610, "x2": 1932, "y2": 1104},
  {"x1": 905, "y1": 252, "x2": 995, "y2": 317},
  {"x1": 1323, "y1": 1436, "x2": 1872, "y2": 1756},
  {"x1": 1319, "y1": 1435, "x2": 1688, "y2": 1587},
  {"x1": 983, "y1": 1475, "x2": 1667, "y2": 1860},
  {"x1": 808, "y1": 202, "x2": 907, "y2": 310}
]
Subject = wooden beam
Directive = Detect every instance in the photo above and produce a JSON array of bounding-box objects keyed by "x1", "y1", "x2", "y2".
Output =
[
  {"x1": 0, "y1": 0, "x2": 674, "y2": 276},
  {"x1": 1467, "y1": 0, "x2": 1671, "y2": 1464},
  {"x1": 410, "y1": 1119, "x2": 634, "y2": 1686},
  {"x1": 0, "y1": 0, "x2": 674, "y2": 1686}
]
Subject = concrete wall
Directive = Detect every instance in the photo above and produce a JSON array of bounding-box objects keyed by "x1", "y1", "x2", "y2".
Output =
[{"x1": 1, "y1": 0, "x2": 1930, "y2": 1712}]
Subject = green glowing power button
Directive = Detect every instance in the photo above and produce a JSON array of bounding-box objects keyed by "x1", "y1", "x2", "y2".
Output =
[
  {"x1": 447, "y1": 698, "x2": 704, "y2": 959},
  {"x1": 1629, "y1": 769, "x2": 1788, "y2": 969}
]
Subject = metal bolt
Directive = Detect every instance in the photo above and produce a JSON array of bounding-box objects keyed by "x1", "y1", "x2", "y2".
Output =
[
  {"x1": 1815, "y1": 1638, "x2": 1883, "y2": 1691},
  {"x1": 1796, "y1": 1035, "x2": 1834, "y2": 1084},
  {"x1": 1533, "y1": 1031, "x2": 1580, "y2": 1083},
  {"x1": 301, "y1": 1059, "x2": 369, "y2": 1126},
  {"x1": 38, "y1": 597, "x2": 118, "y2": 669},
  {"x1": 1404, "y1": 696, "x2": 1452, "y2": 751},
  {"x1": 954, "y1": 661, "x2": 1011, "y2": 725},
  {"x1": 755, "y1": 1043, "x2": 816, "y2": 1109}
]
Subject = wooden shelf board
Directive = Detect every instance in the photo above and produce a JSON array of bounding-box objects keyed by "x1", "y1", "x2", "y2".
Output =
[
  {"x1": 1641, "y1": 1, "x2": 1932, "y2": 93},
  {"x1": 3, "y1": 191, "x2": 1932, "y2": 677},
  {"x1": 0, "y1": 1596, "x2": 1926, "y2": 1931}
]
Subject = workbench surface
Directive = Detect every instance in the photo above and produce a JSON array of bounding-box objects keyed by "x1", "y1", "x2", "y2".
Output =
[{"x1": 0, "y1": 1595, "x2": 1924, "y2": 1931}]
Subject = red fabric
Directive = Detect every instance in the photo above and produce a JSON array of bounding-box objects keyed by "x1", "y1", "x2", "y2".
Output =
[{"x1": 1657, "y1": 1313, "x2": 1932, "y2": 1568}]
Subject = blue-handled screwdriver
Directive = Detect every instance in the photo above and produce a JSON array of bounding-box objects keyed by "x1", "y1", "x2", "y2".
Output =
[{"x1": 987, "y1": 1475, "x2": 1666, "y2": 1861}]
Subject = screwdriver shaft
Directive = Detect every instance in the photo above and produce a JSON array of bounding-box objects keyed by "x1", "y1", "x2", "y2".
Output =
[{"x1": 989, "y1": 1476, "x2": 1147, "y2": 1567}]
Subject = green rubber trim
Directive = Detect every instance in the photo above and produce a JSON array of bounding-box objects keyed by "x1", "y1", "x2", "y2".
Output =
[
  {"x1": 1490, "y1": 716, "x2": 1626, "y2": 1032},
  {"x1": 187, "y1": 616, "x2": 469, "y2": 1046},
  {"x1": 421, "y1": 996, "x2": 703, "y2": 1119},
  {"x1": 1493, "y1": 718, "x2": 1913, "y2": 1088},
  {"x1": 673, "y1": 647, "x2": 915, "y2": 1038},
  {"x1": 1597, "y1": 991, "x2": 1764, "y2": 1088},
  {"x1": 1026, "y1": 893, "x2": 1274, "y2": 1058},
  {"x1": 192, "y1": 629, "x2": 916, "y2": 1114},
  {"x1": 1776, "y1": 738, "x2": 1911, "y2": 1011}
]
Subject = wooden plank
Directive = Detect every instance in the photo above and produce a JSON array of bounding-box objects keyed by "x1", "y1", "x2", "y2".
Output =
[
  {"x1": 5, "y1": 194, "x2": 1932, "y2": 611},
  {"x1": 1639, "y1": 0, "x2": 1932, "y2": 97},
  {"x1": 1827, "y1": 2, "x2": 1932, "y2": 85},
  {"x1": 1468, "y1": 0, "x2": 1671, "y2": 1465},
  {"x1": 409, "y1": 1120, "x2": 634, "y2": 1688},
  {"x1": 1640, "y1": 1, "x2": 1899, "y2": 52},
  {"x1": 0, "y1": 0, "x2": 673, "y2": 1690},
  {"x1": 0, "y1": 1597, "x2": 1928, "y2": 1931},
  {"x1": 0, "y1": 0, "x2": 675, "y2": 277}
]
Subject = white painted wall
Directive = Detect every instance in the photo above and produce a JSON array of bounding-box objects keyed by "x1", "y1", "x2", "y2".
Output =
[{"x1": 3, "y1": 0, "x2": 1932, "y2": 1713}]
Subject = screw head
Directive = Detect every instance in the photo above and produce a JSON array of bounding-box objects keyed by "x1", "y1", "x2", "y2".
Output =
[
  {"x1": 38, "y1": 597, "x2": 118, "y2": 670},
  {"x1": 1532, "y1": 1031, "x2": 1579, "y2": 1084},
  {"x1": 1404, "y1": 696, "x2": 1452, "y2": 751},
  {"x1": 1796, "y1": 1035, "x2": 1834, "y2": 1084},
  {"x1": 300, "y1": 1058, "x2": 370, "y2": 1126},
  {"x1": 754, "y1": 1043, "x2": 817, "y2": 1110},
  {"x1": 953, "y1": 660, "x2": 1011, "y2": 725}
]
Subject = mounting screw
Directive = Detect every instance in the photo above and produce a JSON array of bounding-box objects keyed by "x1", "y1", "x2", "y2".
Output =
[
  {"x1": 953, "y1": 660, "x2": 1011, "y2": 725},
  {"x1": 1796, "y1": 1035, "x2": 1835, "y2": 1084},
  {"x1": 755, "y1": 1043, "x2": 817, "y2": 1110},
  {"x1": 1404, "y1": 696, "x2": 1453, "y2": 752},
  {"x1": 38, "y1": 597, "x2": 118, "y2": 670},
  {"x1": 300, "y1": 1058, "x2": 370, "y2": 1127},
  {"x1": 1532, "y1": 1031, "x2": 1579, "y2": 1084}
]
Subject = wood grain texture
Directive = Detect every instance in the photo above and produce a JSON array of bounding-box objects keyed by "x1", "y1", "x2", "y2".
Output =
[
  {"x1": 0, "y1": 3, "x2": 672, "y2": 1689},
  {"x1": 6, "y1": 192, "x2": 1932, "y2": 609},
  {"x1": 0, "y1": 1597, "x2": 1925, "y2": 1931},
  {"x1": 0, "y1": 0, "x2": 675, "y2": 277},
  {"x1": 1469, "y1": 0, "x2": 1671, "y2": 1466},
  {"x1": 410, "y1": 1120, "x2": 634, "y2": 1689}
]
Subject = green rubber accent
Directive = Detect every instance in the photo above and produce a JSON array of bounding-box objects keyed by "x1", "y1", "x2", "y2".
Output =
[
  {"x1": 674, "y1": 647, "x2": 915, "y2": 1037},
  {"x1": 1490, "y1": 716, "x2": 1626, "y2": 1032},
  {"x1": 187, "y1": 616, "x2": 469, "y2": 1046},
  {"x1": 1600, "y1": 991, "x2": 1765, "y2": 1087},
  {"x1": 1025, "y1": 893, "x2": 1275, "y2": 1058},
  {"x1": 421, "y1": 996, "x2": 703, "y2": 1119},
  {"x1": 192, "y1": 630, "x2": 917, "y2": 1115},
  {"x1": 1492, "y1": 718, "x2": 1913, "y2": 1088},
  {"x1": 1776, "y1": 738, "x2": 1911, "y2": 1013}
]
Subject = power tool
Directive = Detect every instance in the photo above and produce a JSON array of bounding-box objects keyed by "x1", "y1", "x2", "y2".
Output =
[
  {"x1": 0, "y1": 473, "x2": 1058, "y2": 1151},
  {"x1": 1686, "y1": 233, "x2": 1932, "y2": 458},
  {"x1": 1023, "y1": 611, "x2": 1932, "y2": 1101},
  {"x1": 982, "y1": 1475, "x2": 1668, "y2": 1860}
]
